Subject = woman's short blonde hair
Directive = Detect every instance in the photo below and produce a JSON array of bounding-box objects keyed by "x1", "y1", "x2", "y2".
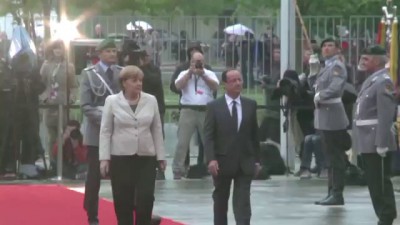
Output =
[{"x1": 119, "y1": 65, "x2": 144, "y2": 89}]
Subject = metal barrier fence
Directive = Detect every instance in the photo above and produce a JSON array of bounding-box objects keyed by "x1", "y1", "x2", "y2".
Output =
[
  {"x1": 0, "y1": 14, "x2": 384, "y2": 70},
  {"x1": 0, "y1": 14, "x2": 385, "y2": 179},
  {"x1": 79, "y1": 15, "x2": 382, "y2": 68},
  {"x1": 38, "y1": 104, "x2": 282, "y2": 179},
  {"x1": 0, "y1": 14, "x2": 384, "y2": 98}
]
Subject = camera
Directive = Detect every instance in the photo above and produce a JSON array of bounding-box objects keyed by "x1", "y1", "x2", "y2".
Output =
[
  {"x1": 271, "y1": 70, "x2": 300, "y2": 101},
  {"x1": 195, "y1": 61, "x2": 203, "y2": 69},
  {"x1": 70, "y1": 129, "x2": 82, "y2": 141},
  {"x1": 119, "y1": 39, "x2": 145, "y2": 66}
]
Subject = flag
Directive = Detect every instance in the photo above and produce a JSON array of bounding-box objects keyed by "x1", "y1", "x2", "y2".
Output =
[
  {"x1": 397, "y1": 20, "x2": 400, "y2": 86},
  {"x1": 377, "y1": 18, "x2": 386, "y2": 46},
  {"x1": 390, "y1": 18, "x2": 398, "y2": 85}
]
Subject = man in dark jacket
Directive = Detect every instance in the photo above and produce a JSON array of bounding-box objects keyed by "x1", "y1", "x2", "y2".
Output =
[
  {"x1": 119, "y1": 40, "x2": 167, "y2": 180},
  {"x1": 140, "y1": 52, "x2": 166, "y2": 128}
]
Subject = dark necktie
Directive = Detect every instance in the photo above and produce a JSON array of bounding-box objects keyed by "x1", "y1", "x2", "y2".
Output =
[
  {"x1": 106, "y1": 68, "x2": 113, "y2": 82},
  {"x1": 232, "y1": 100, "x2": 238, "y2": 131}
]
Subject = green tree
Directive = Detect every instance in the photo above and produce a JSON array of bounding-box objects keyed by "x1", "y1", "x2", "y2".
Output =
[{"x1": 296, "y1": 0, "x2": 383, "y2": 16}]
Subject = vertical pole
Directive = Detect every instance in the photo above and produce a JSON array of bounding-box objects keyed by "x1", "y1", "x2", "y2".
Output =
[
  {"x1": 56, "y1": 104, "x2": 63, "y2": 180},
  {"x1": 280, "y1": 0, "x2": 296, "y2": 171}
]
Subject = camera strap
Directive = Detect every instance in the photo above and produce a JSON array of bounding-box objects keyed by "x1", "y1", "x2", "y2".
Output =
[{"x1": 194, "y1": 74, "x2": 200, "y2": 93}]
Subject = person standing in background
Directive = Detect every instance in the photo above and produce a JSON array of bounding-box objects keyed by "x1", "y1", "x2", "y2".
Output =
[
  {"x1": 80, "y1": 39, "x2": 122, "y2": 225},
  {"x1": 40, "y1": 40, "x2": 76, "y2": 164},
  {"x1": 354, "y1": 45, "x2": 397, "y2": 225}
]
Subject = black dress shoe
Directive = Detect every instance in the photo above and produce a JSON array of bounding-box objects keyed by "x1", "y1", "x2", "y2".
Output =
[
  {"x1": 310, "y1": 166, "x2": 319, "y2": 174},
  {"x1": 319, "y1": 195, "x2": 344, "y2": 206},
  {"x1": 88, "y1": 217, "x2": 99, "y2": 225},
  {"x1": 378, "y1": 219, "x2": 394, "y2": 225},
  {"x1": 314, "y1": 195, "x2": 330, "y2": 205},
  {"x1": 151, "y1": 215, "x2": 162, "y2": 225}
]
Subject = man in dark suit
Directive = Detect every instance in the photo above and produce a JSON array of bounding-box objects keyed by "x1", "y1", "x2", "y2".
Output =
[{"x1": 204, "y1": 69, "x2": 261, "y2": 225}]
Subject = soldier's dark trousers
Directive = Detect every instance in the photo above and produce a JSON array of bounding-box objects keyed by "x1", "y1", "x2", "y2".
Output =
[
  {"x1": 361, "y1": 153, "x2": 397, "y2": 224},
  {"x1": 84, "y1": 146, "x2": 101, "y2": 222},
  {"x1": 321, "y1": 130, "x2": 346, "y2": 196}
]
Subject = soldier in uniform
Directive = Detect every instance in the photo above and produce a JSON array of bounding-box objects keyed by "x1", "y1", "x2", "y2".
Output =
[
  {"x1": 80, "y1": 39, "x2": 122, "y2": 225},
  {"x1": 354, "y1": 45, "x2": 397, "y2": 225},
  {"x1": 309, "y1": 38, "x2": 350, "y2": 205}
]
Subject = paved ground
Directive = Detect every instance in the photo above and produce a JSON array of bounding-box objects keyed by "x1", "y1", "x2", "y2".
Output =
[
  {"x1": 2, "y1": 174, "x2": 400, "y2": 225},
  {"x1": 4, "y1": 155, "x2": 400, "y2": 225},
  {"x1": 65, "y1": 170, "x2": 400, "y2": 225}
]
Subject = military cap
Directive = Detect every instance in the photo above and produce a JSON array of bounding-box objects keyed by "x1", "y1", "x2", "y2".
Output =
[
  {"x1": 96, "y1": 38, "x2": 117, "y2": 51},
  {"x1": 320, "y1": 37, "x2": 340, "y2": 49},
  {"x1": 361, "y1": 45, "x2": 386, "y2": 55}
]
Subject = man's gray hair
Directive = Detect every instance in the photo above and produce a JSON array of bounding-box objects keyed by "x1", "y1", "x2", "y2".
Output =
[{"x1": 376, "y1": 55, "x2": 388, "y2": 66}]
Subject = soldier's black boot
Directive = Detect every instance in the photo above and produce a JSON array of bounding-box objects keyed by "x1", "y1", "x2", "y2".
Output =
[
  {"x1": 319, "y1": 166, "x2": 345, "y2": 206},
  {"x1": 315, "y1": 187, "x2": 332, "y2": 205},
  {"x1": 151, "y1": 215, "x2": 162, "y2": 225},
  {"x1": 319, "y1": 193, "x2": 344, "y2": 206},
  {"x1": 377, "y1": 217, "x2": 394, "y2": 225}
]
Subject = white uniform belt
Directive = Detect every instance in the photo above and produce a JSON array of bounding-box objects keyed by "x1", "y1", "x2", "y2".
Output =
[
  {"x1": 355, "y1": 119, "x2": 378, "y2": 126},
  {"x1": 319, "y1": 97, "x2": 341, "y2": 104}
]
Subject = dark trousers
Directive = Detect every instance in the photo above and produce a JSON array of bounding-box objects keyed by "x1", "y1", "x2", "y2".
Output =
[
  {"x1": 241, "y1": 59, "x2": 254, "y2": 89},
  {"x1": 320, "y1": 130, "x2": 347, "y2": 196},
  {"x1": 213, "y1": 172, "x2": 252, "y2": 225},
  {"x1": 110, "y1": 155, "x2": 157, "y2": 225},
  {"x1": 259, "y1": 116, "x2": 280, "y2": 143},
  {"x1": 361, "y1": 153, "x2": 397, "y2": 224},
  {"x1": 84, "y1": 146, "x2": 101, "y2": 222}
]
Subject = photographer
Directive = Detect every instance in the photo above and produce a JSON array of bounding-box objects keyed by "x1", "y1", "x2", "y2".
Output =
[
  {"x1": 52, "y1": 120, "x2": 88, "y2": 179},
  {"x1": 259, "y1": 45, "x2": 281, "y2": 144},
  {"x1": 173, "y1": 52, "x2": 219, "y2": 180},
  {"x1": 169, "y1": 42, "x2": 214, "y2": 179},
  {"x1": 274, "y1": 70, "x2": 307, "y2": 168}
]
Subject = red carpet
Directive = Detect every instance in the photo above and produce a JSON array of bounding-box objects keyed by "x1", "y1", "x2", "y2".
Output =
[{"x1": 0, "y1": 184, "x2": 185, "y2": 225}]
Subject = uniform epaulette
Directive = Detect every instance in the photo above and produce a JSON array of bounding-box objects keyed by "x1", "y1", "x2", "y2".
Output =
[
  {"x1": 383, "y1": 74, "x2": 391, "y2": 80},
  {"x1": 114, "y1": 65, "x2": 123, "y2": 70},
  {"x1": 84, "y1": 66, "x2": 95, "y2": 71}
]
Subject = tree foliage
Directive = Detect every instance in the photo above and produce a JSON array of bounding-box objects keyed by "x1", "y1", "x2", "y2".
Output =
[
  {"x1": 0, "y1": 0, "x2": 393, "y2": 41},
  {"x1": 296, "y1": 0, "x2": 384, "y2": 16}
]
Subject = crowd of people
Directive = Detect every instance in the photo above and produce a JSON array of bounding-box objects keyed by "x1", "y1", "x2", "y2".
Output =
[{"x1": 0, "y1": 21, "x2": 399, "y2": 225}]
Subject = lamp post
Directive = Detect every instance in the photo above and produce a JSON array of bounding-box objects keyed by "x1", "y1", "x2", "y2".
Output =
[{"x1": 53, "y1": 17, "x2": 80, "y2": 181}]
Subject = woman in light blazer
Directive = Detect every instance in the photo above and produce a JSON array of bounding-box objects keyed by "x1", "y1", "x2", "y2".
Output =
[{"x1": 99, "y1": 65, "x2": 166, "y2": 225}]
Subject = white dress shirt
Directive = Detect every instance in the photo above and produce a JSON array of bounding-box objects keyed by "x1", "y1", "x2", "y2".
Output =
[
  {"x1": 175, "y1": 68, "x2": 219, "y2": 105},
  {"x1": 225, "y1": 94, "x2": 242, "y2": 131},
  {"x1": 99, "y1": 60, "x2": 110, "y2": 72}
]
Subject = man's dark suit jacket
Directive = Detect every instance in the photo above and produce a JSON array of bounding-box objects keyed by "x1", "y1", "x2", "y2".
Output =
[
  {"x1": 204, "y1": 96, "x2": 260, "y2": 177},
  {"x1": 140, "y1": 63, "x2": 165, "y2": 115}
]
